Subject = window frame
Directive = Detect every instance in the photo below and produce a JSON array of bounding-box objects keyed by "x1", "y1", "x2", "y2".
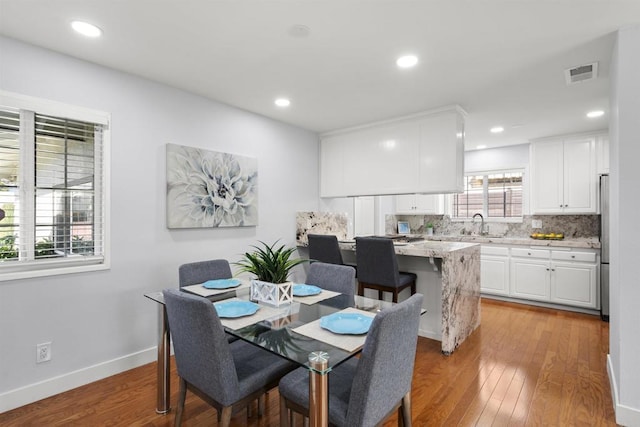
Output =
[
  {"x1": 450, "y1": 168, "x2": 525, "y2": 223},
  {"x1": 0, "y1": 91, "x2": 110, "y2": 281}
]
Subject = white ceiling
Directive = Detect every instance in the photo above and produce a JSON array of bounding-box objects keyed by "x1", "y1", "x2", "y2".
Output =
[{"x1": 1, "y1": 1, "x2": 639, "y2": 150}]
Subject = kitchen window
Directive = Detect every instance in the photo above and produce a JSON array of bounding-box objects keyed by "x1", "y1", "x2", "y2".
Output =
[
  {"x1": 452, "y1": 170, "x2": 523, "y2": 219},
  {"x1": 0, "y1": 91, "x2": 110, "y2": 281}
]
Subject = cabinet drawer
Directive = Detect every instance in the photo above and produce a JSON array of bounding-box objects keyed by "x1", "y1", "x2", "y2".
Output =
[
  {"x1": 551, "y1": 251, "x2": 596, "y2": 263},
  {"x1": 481, "y1": 246, "x2": 509, "y2": 256},
  {"x1": 511, "y1": 248, "x2": 550, "y2": 259}
]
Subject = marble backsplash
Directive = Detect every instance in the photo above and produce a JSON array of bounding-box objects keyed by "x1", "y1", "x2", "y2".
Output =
[
  {"x1": 296, "y1": 211, "x2": 348, "y2": 245},
  {"x1": 386, "y1": 214, "x2": 600, "y2": 239}
]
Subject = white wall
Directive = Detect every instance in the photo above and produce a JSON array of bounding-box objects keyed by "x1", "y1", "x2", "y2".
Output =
[
  {"x1": 0, "y1": 36, "x2": 319, "y2": 411},
  {"x1": 609, "y1": 25, "x2": 640, "y2": 426},
  {"x1": 465, "y1": 143, "x2": 529, "y2": 172}
]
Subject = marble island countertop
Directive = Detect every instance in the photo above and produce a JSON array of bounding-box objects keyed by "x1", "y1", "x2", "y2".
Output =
[{"x1": 337, "y1": 239, "x2": 479, "y2": 259}]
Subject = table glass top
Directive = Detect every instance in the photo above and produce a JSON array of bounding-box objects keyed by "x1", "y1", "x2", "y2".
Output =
[{"x1": 144, "y1": 286, "x2": 395, "y2": 372}]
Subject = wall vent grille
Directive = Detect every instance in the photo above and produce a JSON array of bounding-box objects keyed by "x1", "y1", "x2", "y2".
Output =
[{"x1": 565, "y1": 62, "x2": 598, "y2": 85}]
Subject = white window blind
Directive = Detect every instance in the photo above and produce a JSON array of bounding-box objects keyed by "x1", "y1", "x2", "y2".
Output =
[{"x1": 0, "y1": 93, "x2": 109, "y2": 280}]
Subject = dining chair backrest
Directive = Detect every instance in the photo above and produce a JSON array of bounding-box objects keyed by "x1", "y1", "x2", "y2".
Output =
[
  {"x1": 308, "y1": 234, "x2": 344, "y2": 265},
  {"x1": 355, "y1": 237, "x2": 400, "y2": 287},
  {"x1": 178, "y1": 259, "x2": 233, "y2": 287},
  {"x1": 305, "y1": 262, "x2": 356, "y2": 296},
  {"x1": 345, "y1": 292, "x2": 423, "y2": 426},
  {"x1": 162, "y1": 289, "x2": 240, "y2": 406}
]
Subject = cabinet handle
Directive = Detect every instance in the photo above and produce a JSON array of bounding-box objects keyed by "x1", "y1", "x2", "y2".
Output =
[
  {"x1": 560, "y1": 204, "x2": 563, "y2": 207},
  {"x1": 571, "y1": 255, "x2": 575, "y2": 259},
  {"x1": 527, "y1": 252, "x2": 532, "y2": 255},
  {"x1": 564, "y1": 204, "x2": 568, "y2": 207},
  {"x1": 546, "y1": 268, "x2": 550, "y2": 271},
  {"x1": 551, "y1": 268, "x2": 556, "y2": 271}
]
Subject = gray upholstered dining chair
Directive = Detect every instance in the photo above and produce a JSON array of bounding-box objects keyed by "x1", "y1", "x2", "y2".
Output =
[
  {"x1": 355, "y1": 237, "x2": 417, "y2": 303},
  {"x1": 162, "y1": 289, "x2": 296, "y2": 427},
  {"x1": 308, "y1": 234, "x2": 345, "y2": 265},
  {"x1": 178, "y1": 259, "x2": 233, "y2": 287},
  {"x1": 278, "y1": 293, "x2": 424, "y2": 427},
  {"x1": 305, "y1": 262, "x2": 356, "y2": 296}
]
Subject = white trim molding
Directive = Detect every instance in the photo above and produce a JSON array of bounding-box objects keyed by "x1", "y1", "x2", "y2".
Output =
[
  {"x1": 0, "y1": 347, "x2": 156, "y2": 413},
  {"x1": 608, "y1": 354, "x2": 640, "y2": 426}
]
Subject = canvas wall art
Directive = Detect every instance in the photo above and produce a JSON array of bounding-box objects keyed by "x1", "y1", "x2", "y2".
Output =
[{"x1": 166, "y1": 143, "x2": 258, "y2": 228}]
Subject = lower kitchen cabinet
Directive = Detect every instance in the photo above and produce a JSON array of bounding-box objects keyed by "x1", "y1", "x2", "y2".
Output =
[
  {"x1": 481, "y1": 244, "x2": 599, "y2": 310},
  {"x1": 480, "y1": 246, "x2": 509, "y2": 296},
  {"x1": 511, "y1": 258, "x2": 551, "y2": 301},
  {"x1": 552, "y1": 262, "x2": 597, "y2": 308}
]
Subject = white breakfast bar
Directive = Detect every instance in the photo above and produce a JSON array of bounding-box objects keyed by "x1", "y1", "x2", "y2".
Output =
[{"x1": 301, "y1": 239, "x2": 481, "y2": 355}]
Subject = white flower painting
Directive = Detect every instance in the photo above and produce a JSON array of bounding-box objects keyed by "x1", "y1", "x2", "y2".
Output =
[{"x1": 166, "y1": 144, "x2": 258, "y2": 228}]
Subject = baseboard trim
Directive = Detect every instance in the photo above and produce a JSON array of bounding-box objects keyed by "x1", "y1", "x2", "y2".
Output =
[
  {"x1": 607, "y1": 353, "x2": 640, "y2": 426},
  {"x1": 0, "y1": 346, "x2": 157, "y2": 413}
]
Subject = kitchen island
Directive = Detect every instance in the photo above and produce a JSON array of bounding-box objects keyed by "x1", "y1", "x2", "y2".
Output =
[{"x1": 299, "y1": 239, "x2": 481, "y2": 355}]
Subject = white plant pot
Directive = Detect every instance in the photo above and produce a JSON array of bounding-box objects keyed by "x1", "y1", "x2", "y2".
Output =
[
  {"x1": 251, "y1": 280, "x2": 293, "y2": 307},
  {"x1": 426, "y1": 227, "x2": 434, "y2": 236}
]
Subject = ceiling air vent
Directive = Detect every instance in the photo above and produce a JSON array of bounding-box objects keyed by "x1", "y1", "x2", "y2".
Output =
[{"x1": 565, "y1": 62, "x2": 598, "y2": 85}]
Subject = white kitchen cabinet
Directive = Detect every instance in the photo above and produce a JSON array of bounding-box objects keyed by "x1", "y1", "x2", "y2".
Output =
[
  {"x1": 550, "y1": 250, "x2": 598, "y2": 308},
  {"x1": 319, "y1": 107, "x2": 466, "y2": 198},
  {"x1": 510, "y1": 256, "x2": 551, "y2": 301},
  {"x1": 395, "y1": 194, "x2": 443, "y2": 214},
  {"x1": 508, "y1": 247, "x2": 599, "y2": 309},
  {"x1": 480, "y1": 246, "x2": 509, "y2": 296},
  {"x1": 596, "y1": 134, "x2": 610, "y2": 175},
  {"x1": 530, "y1": 135, "x2": 597, "y2": 214}
]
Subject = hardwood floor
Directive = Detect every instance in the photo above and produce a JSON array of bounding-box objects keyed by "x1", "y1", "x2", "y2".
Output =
[{"x1": 0, "y1": 299, "x2": 617, "y2": 426}]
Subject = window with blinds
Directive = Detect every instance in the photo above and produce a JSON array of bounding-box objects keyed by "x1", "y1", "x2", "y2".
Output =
[
  {"x1": 0, "y1": 93, "x2": 109, "y2": 279},
  {"x1": 453, "y1": 171, "x2": 523, "y2": 219}
]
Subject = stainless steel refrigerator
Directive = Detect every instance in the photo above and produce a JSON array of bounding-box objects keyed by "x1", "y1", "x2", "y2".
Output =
[{"x1": 600, "y1": 175, "x2": 610, "y2": 321}]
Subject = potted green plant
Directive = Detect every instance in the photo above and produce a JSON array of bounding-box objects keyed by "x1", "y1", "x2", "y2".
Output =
[
  {"x1": 426, "y1": 222, "x2": 434, "y2": 236},
  {"x1": 235, "y1": 240, "x2": 307, "y2": 306}
]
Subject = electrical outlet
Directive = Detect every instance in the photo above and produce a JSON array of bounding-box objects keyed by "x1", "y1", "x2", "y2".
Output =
[
  {"x1": 532, "y1": 219, "x2": 543, "y2": 229},
  {"x1": 36, "y1": 342, "x2": 52, "y2": 363}
]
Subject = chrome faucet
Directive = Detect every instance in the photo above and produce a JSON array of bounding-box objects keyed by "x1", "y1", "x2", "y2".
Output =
[{"x1": 472, "y1": 213, "x2": 485, "y2": 235}]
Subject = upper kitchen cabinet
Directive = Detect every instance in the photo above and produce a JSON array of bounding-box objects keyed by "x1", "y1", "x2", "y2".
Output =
[
  {"x1": 596, "y1": 133, "x2": 610, "y2": 175},
  {"x1": 320, "y1": 106, "x2": 466, "y2": 198},
  {"x1": 530, "y1": 134, "x2": 597, "y2": 214},
  {"x1": 395, "y1": 194, "x2": 444, "y2": 214}
]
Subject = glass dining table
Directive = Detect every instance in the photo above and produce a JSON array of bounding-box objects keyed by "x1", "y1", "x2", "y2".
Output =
[{"x1": 144, "y1": 282, "x2": 395, "y2": 427}]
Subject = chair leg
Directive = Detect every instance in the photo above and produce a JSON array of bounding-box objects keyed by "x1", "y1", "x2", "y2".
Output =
[
  {"x1": 411, "y1": 281, "x2": 416, "y2": 295},
  {"x1": 357, "y1": 281, "x2": 364, "y2": 296},
  {"x1": 378, "y1": 289, "x2": 383, "y2": 300},
  {"x1": 220, "y1": 406, "x2": 233, "y2": 427},
  {"x1": 400, "y1": 392, "x2": 412, "y2": 427},
  {"x1": 258, "y1": 394, "x2": 265, "y2": 416},
  {"x1": 175, "y1": 378, "x2": 187, "y2": 427},
  {"x1": 280, "y1": 395, "x2": 289, "y2": 427},
  {"x1": 392, "y1": 289, "x2": 398, "y2": 303}
]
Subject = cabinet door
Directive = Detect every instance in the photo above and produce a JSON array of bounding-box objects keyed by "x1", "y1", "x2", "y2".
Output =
[
  {"x1": 531, "y1": 140, "x2": 564, "y2": 213},
  {"x1": 415, "y1": 194, "x2": 442, "y2": 213},
  {"x1": 396, "y1": 194, "x2": 416, "y2": 213},
  {"x1": 552, "y1": 262, "x2": 597, "y2": 308},
  {"x1": 481, "y1": 256, "x2": 510, "y2": 296},
  {"x1": 510, "y1": 259, "x2": 550, "y2": 301},
  {"x1": 596, "y1": 134, "x2": 610, "y2": 175},
  {"x1": 563, "y1": 137, "x2": 596, "y2": 213}
]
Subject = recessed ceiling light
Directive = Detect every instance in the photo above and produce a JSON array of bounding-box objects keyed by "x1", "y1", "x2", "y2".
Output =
[
  {"x1": 396, "y1": 55, "x2": 418, "y2": 68},
  {"x1": 490, "y1": 126, "x2": 504, "y2": 133},
  {"x1": 587, "y1": 110, "x2": 604, "y2": 118},
  {"x1": 476, "y1": 145, "x2": 487, "y2": 150},
  {"x1": 274, "y1": 98, "x2": 291, "y2": 107},
  {"x1": 71, "y1": 21, "x2": 102, "y2": 38}
]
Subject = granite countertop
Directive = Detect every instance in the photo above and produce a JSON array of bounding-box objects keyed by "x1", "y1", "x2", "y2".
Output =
[
  {"x1": 421, "y1": 235, "x2": 601, "y2": 249},
  {"x1": 337, "y1": 240, "x2": 479, "y2": 259}
]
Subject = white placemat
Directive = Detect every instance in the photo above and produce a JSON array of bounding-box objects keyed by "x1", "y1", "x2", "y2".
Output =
[
  {"x1": 292, "y1": 307, "x2": 376, "y2": 352},
  {"x1": 182, "y1": 280, "x2": 250, "y2": 297},
  {"x1": 293, "y1": 288, "x2": 341, "y2": 305},
  {"x1": 215, "y1": 298, "x2": 286, "y2": 330}
]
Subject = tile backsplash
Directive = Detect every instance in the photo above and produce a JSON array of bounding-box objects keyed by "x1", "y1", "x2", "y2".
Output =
[{"x1": 386, "y1": 214, "x2": 600, "y2": 239}]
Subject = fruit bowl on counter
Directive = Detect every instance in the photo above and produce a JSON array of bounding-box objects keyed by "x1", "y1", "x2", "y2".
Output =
[{"x1": 530, "y1": 232, "x2": 564, "y2": 240}]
